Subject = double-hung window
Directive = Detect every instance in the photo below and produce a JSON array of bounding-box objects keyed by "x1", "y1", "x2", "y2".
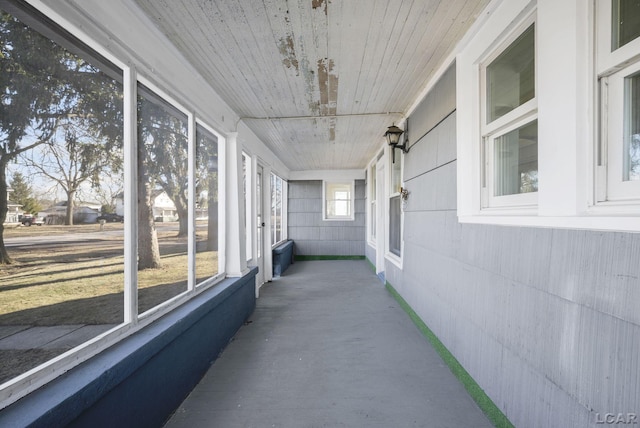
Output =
[
  {"x1": 597, "y1": 0, "x2": 640, "y2": 206},
  {"x1": 389, "y1": 153, "x2": 402, "y2": 257},
  {"x1": 481, "y1": 20, "x2": 538, "y2": 209},
  {"x1": 323, "y1": 181, "x2": 354, "y2": 221}
]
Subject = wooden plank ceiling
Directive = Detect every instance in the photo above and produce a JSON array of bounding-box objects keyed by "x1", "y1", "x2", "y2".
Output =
[{"x1": 133, "y1": 0, "x2": 489, "y2": 172}]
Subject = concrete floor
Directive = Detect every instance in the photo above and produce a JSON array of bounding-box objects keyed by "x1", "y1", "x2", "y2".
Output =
[{"x1": 164, "y1": 260, "x2": 493, "y2": 428}]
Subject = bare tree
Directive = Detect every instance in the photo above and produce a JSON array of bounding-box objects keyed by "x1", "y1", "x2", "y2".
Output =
[
  {"x1": 0, "y1": 9, "x2": 122, "y2": 263},
  {"x1": 20, "y1": 123, "x2": 122, "y2": 225}
]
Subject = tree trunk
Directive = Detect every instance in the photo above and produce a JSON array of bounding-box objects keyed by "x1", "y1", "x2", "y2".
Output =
[
  {"x1": 65, "y1": 189, "x2": 75, "y2": 225},
  {"x1": 207, "y1": 200, "x2": 218, "y2": 251},
  {"x1": 0, "y1": 158, "x2": 14, "y2": 264},
  {"x1": 206, "y1": 172, "x2": 218, "y2": 251},
  {"x1": 175, "y1": 198, "x2": 188, "y2": 238},
  {"x1": 137, "y1": 157, "x2": 161, "y2": 270}
]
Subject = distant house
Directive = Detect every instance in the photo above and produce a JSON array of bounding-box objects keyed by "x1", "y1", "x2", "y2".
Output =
[
  {"x1": 4, "y1": 188, "x2": 22, "y2": 224},
  {"x1": 41, "y1": 200, "x2": 101, "y2": 224},
  {"x1": 5, "y1": 188, "x2": 22, "y2": 224},
  {"x1": 114, "y1": 190, "x2": 179, "y2": 222}
]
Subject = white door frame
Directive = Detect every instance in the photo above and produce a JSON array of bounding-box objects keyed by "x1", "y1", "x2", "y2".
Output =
[
  {"x1": 255, "y1": 163, "x2": 266, "y2": 294},
  {"x1": 375, "y1": 158, "x2": 386, "y2": 278}
]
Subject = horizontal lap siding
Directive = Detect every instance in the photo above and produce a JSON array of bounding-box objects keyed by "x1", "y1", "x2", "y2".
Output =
[
  {"x1": 389, "y1": 62, "x2": 640, "y2": 427},
  {"x1": 288, "y1": 180, "x2": 365, "y2": 256}
]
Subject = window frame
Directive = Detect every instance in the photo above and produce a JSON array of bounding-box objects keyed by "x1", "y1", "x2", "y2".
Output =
[
  {"x1": 0, "y1": 1, "x2": 227, "y2": 408},
  {"x1": 596, "y1": 0, "x2": 640, "y2": 208},
  {"x1": 270, "y1": 172, "x2": 287, "y2": 247},
  {"x1": 479, "y1": 16, "x2": 538, "y2": 211},
  {"x1": 387, "y1": 149, "x2": 403, "y2": 264},
  {"x1": 456, "y1": 0, "x2": 640, "y2": 231},
  {"x1": 323, "y1": 180, "x2": 355, "y2": 221},
  {"x1": 368, "y1": 163, "x2": 377, "y2": 244}
]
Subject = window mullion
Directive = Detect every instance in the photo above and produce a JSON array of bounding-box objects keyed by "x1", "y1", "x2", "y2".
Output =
[
  {"x1": 187, "y1": 113, "x2": 196, "y2": 291},
  {"x1": 123, "y1": 65, "x2": 138, "y2": 325}
]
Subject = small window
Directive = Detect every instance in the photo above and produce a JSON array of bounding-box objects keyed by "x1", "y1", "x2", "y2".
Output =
[
  {"x1": 323, "y1": 181, "x2": 354, "y2": 220},
  {"x1": 389, "y1": 195, "x2": 402, "y2": 256},
  {"x1": 626, "y1": 72, "x2": 640, "y2": 181},
  {"x1": 486, "y1": 25, "x2": 535, "y2": 123},
  {"x1": 612, "y1": 0, "x2": 640, "y2": 50},
  {"x1": 598, "y1": 1, "x2": 640, "y2": 204},
  {"x1": 482, "y1": 21, "x2": 537, "y2": 209}
]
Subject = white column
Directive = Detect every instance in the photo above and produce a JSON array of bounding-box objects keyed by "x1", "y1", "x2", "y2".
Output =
[
  {"x1": 225, "y1": 132, "x2": 248, "y2": 277},
  {"x1": 537, "y1": 0, "x2": 591, "y2": 215}
]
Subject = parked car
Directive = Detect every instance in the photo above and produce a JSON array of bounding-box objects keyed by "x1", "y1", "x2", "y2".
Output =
[
  {"x1": 20, "y1": 214, "x2": 44, "y2": 226},
  {"x1": 96, "y1": 213, "x2": 124, "y2": 223}
]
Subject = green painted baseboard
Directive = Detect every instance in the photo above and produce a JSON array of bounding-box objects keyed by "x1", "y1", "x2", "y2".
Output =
[
  {"x1": 365, "y1": 258, "x2": 375, "y2": 273},
  {"x1": 294, "y1": 255, "x2": 365, "y2": 261},
  {"x1": 386, "y1": 282, "x2": 514, "y2": 428}
]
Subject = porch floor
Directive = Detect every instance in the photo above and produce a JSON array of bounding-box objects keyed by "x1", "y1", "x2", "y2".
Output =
[{"x1": 164, "y1": 260, "x2": 493, "y2": 428}]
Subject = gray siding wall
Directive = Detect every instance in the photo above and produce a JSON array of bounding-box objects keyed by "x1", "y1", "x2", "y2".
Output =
[
  {"x1": 288, "y1": 180, "x2": 365, "y2": 256},
  {"x1": 384, "y1": 63, "x2": 640, "y2": 428}
]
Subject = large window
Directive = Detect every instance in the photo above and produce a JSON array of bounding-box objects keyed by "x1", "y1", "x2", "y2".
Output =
[
  {"x1": 137, "y1": 83, "x2": 190, "y2": 314},
  {"x1": 482, "y1": 22, "x2": 537, "y2": 209},
  {"x1": 0, "y1": 1, "x2": 223, "y2": 406},
  {"x1": 1, "y1": 2, "x2": 124, "y2": 387},
  {"x1": 242, "y1": 152, "x2": 252, "y2": 261},
  {"x1": 598, "y1": 0, "x2": 640, "y2": 204},
  {"x1": 324, "y1": 181, "x2": 354, "y2": 220},
  {"x1": 195, "y1": 124, "x2": 219, "y2": 284}
]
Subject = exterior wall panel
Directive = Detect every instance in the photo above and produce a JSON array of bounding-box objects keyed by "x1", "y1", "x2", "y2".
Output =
[
  {"x1": 288, "y1": 180, "x2": 365, "y2": 257},
  {"x1": 385, "y1": 62, "x2": 640, "y2": 427}
]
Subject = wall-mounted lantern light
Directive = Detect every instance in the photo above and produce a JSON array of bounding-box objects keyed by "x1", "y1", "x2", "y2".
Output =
[{"x1": 384, "y1": 121, "x2": 409, "y2": 163}]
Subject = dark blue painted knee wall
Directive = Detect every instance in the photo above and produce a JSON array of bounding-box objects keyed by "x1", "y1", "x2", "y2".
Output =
[
  {"x1": 0, "y1": 267, "x2": 257, "y2": 428},
  {"x1": 272, "y1": 240, "x2": 294, "y2": 277}
]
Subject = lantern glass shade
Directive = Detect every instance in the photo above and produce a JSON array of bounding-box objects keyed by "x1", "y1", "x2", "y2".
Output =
[{"x1": 385, "y1": 125, "x2": 404, "y2": 146}]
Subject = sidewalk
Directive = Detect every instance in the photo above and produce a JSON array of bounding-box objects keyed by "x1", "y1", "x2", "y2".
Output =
[
  {"x1": 0, "y1": 324, "x2": 115, "y2": 384},
  {"x1": 164, "y1": 260, "x2": 493, "y2": 428}
]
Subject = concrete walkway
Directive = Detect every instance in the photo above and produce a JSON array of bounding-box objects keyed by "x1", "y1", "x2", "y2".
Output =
[{"x1": 165, "y1": 260, "x2": 493, "y2": 428}]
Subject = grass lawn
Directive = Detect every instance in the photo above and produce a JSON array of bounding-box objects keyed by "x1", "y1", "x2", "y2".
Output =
[{"x1": 0, "y1": 222, "x2": 219, "y2": 384}]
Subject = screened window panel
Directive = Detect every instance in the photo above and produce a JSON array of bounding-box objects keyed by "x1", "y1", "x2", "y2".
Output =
[
  {"x1": 0, "y1": 4, "x2": 124, "y2": 383},
  {"x1": 195, "y1": 124, "x2": 219, "y2": 283},
  {"x1": 137, "y1": 83, "x2": 189, "y2": 314}
]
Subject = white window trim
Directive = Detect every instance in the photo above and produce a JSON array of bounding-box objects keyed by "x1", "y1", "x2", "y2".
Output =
[
  {"x1": 457, "y1": 0, "x2": 640, "y2": 232},
  {"x1": 479, "y1": 15, "x2": 538, "y2": 211},
  {"x1": 322, "y1": 180, "x2": 355, "y2": 221},
  {"x1": 386, "y1": 148, "x2": 403, "y2": 268},
  {"x1": 595, "y1": 1, "x2": 640, "y2": 209},
  {"x1": 367, "y1": 161, "x2": 377, "y2": 246}
]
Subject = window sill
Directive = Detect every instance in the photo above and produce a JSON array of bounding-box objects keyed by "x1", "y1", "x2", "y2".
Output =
[
  {"x1": 458, "y1": 213, "x2": 640, "y2": 232},
  {"x1": 385, "y1": 251, "x2": 403, "y2": 270}
]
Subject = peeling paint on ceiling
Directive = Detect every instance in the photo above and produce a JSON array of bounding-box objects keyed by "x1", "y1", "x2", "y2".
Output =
[{"x1": 132, "y1": 0, "x2": 491, "y2": 171}]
